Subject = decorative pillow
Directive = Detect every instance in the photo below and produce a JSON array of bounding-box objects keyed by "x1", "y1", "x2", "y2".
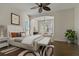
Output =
[
  {"x1": 11, "y1": 32, "x2": 17, "y2": 38},
  {"x1": 10, "y1": 32, "x2": 21, "y2": 38},
  {"x1": 21, "y1": 32, "x2": 26, "y2": 37},
  {"x1": 16, "y1": 32, "x2": 21, "y2": 37}
]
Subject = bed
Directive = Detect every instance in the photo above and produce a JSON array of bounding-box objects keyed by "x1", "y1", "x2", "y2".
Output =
[
  {"x1": 8, "y1": 35, "x2": 43, "y2": 51},
  {"x1": 7, "y1": 25, "x2": 51, "y2": 51}
]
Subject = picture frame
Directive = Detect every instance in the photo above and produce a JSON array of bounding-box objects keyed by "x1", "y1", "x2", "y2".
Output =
[{"x1": 11, "y1": 13, "x2": 20, "y2": 25}]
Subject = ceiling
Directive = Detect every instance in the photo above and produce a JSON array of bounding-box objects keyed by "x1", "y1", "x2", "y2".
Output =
[{"x1": 0, "y1": 3, "x2": 79, "y2": 16}]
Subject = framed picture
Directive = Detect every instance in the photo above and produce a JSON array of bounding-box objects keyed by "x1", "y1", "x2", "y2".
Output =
[{"x1": 11, "y1": 13, "x2": 20, "y2": 25}]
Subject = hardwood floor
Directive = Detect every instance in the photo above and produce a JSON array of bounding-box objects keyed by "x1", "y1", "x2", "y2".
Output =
[
  {"x1": 54, "y1": 41, "x2": 79, "y2": 56},
  {"x1": 0, "y1": 41, "x2": 79, "y2": 56}
]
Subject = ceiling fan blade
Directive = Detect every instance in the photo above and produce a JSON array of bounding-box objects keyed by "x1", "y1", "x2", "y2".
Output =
[
  {"x1": 31, "y1": 6, "x2": 38, "y2": 9},
  {"x1": 43, "y1": 7, "x2": 51, "y2": 11},
  {"x1": 39, "y1": 7, "x2": 42, "y2": 13},
  {"x1": 35, "y1": 3, "x2": 40, "y2": 6}
]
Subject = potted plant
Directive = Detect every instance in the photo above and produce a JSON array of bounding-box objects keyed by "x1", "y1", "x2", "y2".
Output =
[{"x1": 65, "y1": 29, "x2": 77, "y2": 44}]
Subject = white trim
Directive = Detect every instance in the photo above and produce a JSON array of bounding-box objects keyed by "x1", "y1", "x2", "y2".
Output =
[{"x1": 54, "y1": 39, "x2": 67, "y2": 42}]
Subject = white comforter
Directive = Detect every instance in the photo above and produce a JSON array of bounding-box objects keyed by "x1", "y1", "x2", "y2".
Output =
[
  {"x1": 21, "y1": 35, "x2": 42, "y2": 45},
  {"x1": 21, "y1": 35, "x2": 51, "y2": 51}
]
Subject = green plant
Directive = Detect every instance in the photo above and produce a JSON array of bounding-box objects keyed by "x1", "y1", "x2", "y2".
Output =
[{"x1": 65, "y1": 29, "x2": 77, "y2": 44}]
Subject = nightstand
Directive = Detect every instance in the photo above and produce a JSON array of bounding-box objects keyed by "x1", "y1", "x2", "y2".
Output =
[{"x1": 0, "y1": 37, "x2": 9, "y2": 48}]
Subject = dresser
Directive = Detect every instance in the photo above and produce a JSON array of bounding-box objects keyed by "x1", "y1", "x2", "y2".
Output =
[{"x1": 0, "y1": 37, "x2": 9, "y2": 48}]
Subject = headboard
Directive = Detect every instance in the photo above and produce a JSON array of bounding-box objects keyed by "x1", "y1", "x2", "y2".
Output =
[{"x1": 7, "y1": 25, "x2": 25, "y2": 38}]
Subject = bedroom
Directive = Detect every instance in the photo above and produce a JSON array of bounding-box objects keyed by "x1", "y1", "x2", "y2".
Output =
[{"x1": 0, "y1": 3, "x2": 79, "y2": 56}]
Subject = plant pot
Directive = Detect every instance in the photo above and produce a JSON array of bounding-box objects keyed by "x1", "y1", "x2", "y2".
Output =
[{"x1": 70, "y1": 40, "x2": 76, "y2": 44}]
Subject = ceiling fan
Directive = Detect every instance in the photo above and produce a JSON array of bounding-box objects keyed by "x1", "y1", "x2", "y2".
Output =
[{"x1": 31, "y1": 3, "x2": 51, "y2": 13}]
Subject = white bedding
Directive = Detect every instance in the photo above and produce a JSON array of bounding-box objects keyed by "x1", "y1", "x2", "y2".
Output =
[
  {"x1": 37, "y1": 37, "x2": 51, "y2": 45},
  {"x1": 9, "y1": 35, "x2": 51, "y2": 51},
  {"x1": 21, "y1": 35, "x2": 42, "y2": 45}
]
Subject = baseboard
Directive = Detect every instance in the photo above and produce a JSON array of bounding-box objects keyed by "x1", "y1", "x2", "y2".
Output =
[{"x1": 54, "y1": 40, "x2": 67, "y2": 42}]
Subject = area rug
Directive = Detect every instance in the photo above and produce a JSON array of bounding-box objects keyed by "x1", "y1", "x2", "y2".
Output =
[{"x1": 0, "y1": 45, "x2": 54, "y2": 56}]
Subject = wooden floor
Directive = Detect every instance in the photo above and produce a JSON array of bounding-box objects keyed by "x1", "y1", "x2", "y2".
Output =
[
  {"x1": 54, "y1": 41, "x2": 79, "y2": 56},
  {"x1": 0, "y1": 41, "x2": 79, "y2": 56}
]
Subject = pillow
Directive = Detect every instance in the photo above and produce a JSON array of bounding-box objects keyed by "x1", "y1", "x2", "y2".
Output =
[
  {"x1": 11, "y1": 32, "x2": 17, "y2": 38},
  {"x1": 21, "y1": 32, "x2": 26, "y2": 37},
  {"x1": 10, "y1": 32, "x2": 21, "y2": 38},
  {"x1": 16, "y1": 32, "x2": 21, "y2": 37}
]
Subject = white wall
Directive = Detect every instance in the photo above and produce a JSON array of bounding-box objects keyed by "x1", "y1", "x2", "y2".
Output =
[
  {"x1": 0, "y1": 6, "x2": 22, "y2": 26},
  {"x1": 54, "y1": 8, "x2": 74, "y2": 41},
  {"x1": 74, "y1": 7, "x2": 79, "y2": 45},
  {"x1": 0, "y1": 5, "x2": 23, "y2": 36}
]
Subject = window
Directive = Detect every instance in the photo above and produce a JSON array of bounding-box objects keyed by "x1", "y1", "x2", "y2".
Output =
[
  {"x1": 31, "y1": 16, "x2": 54, "y2": 35},
  {"x1": 23, "y1": 15, "x2": 30, "y2": 35}
]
